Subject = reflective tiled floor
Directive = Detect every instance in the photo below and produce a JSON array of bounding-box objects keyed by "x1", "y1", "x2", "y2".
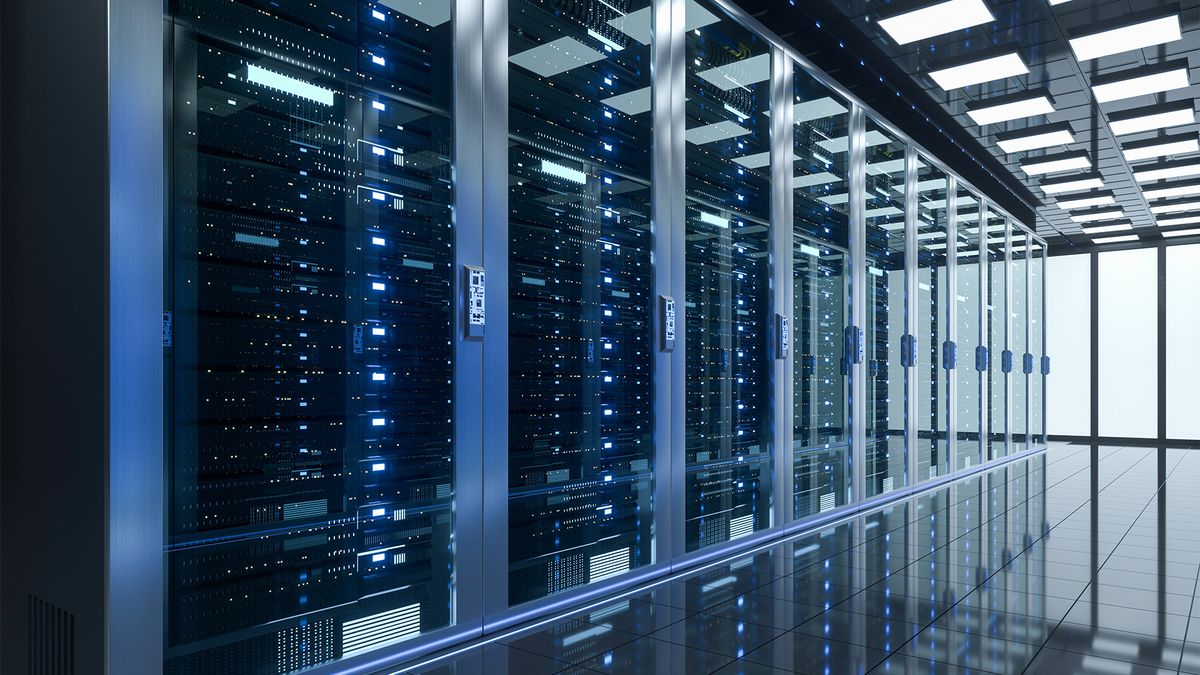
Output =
[{"x1": 402, "y1": 444, "x2": 1200, "y2": 674}]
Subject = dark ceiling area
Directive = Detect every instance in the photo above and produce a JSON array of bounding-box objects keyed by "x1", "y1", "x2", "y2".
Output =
[{"x1": 741, "y1": 0, "x2": 1200, "y2": 253}]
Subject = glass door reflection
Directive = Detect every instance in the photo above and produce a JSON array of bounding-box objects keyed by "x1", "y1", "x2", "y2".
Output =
[
  {"x1": 914, "y1": 160, "x2": 950, "y2": 481},
  {"x1": 791, "y1": 67, "x2": 851, "y2": 519},
  {"x1": 863, "y1": 118, "x2": 907, "y2": 497},
  {"x1": 955, "y1": 188, "x2": 983, "y2": 469},
  {"x1": 986, "y1": 210, "x2": 1007, "y2": 460}
]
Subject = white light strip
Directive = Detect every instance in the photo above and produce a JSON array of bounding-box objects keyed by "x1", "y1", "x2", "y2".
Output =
[
  {"x1": 1158, "y1": 215, "x2": 1200, "y2": 227},
  {"x1": 1056, "y1": 195, "x2": 1115, "y2": 209},
  {"x1": 967, "y1": 94, "x2": 1054, "y2": 126},
  {"x1": 1069, "y1": 14, "x2": 1181, "y2": 61},
  {"x1": 996, "y1": 127, "x2": 1074, "y2": 153},
  {"x1": 1080, "y1": 223, "x2": 1132, "y2": 234},
  {"x1": 1143, "y1": 183, "x2": 1200, "y2": 200},
  {"x1": 1134, "y1": 163, "x2": 1200, "y2": 183},
  {"x1": 1162, "y1": 227, "x2": 1200, "y2": 237},
  {"x1": 1122, "y1": 137, "x2": 1199, "y2": 162},
  {"x1": 1071, "y1": 209, "x2": 1124, "y2": 223},
  {"x1": 929, "y1": 53, "x2": 1028, "y2": 91},
  {"x1": 699, "y1": 211, "x2": 729, "y2": 228},
  {"x1": 1093, "y1": 67, "x2": 1190, "y2": 104},
  {"x1": 1109, "y1": 106, "x2": 1194, "y2": 136},
  {"x1": 1021, "y1": 154, "x2": 1090, "y2": 176},
  {"x1": 1150, "y1": 200, "x2": 1200, "y2": 214},
  {"x1": 1040, "y1": 177, "x2": 1103, "y2": 195},
  {"x1": 246, "y1": 64, "x2": 335, "y2": 106},
  {"x1": 878, "y1": 0, "x2": 995, "y2": 45},
  {"x1": 540, "y1": 160, "x2": 587, "y2": 184},
  {"x1": 1092, "y1": 234, "x2": 1139, "y2": 243}
]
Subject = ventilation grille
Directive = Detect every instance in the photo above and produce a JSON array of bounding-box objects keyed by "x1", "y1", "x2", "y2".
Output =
[
  {"x1": 28, "y1": 595, "x2": 74, "y2": 675},
  {"x1": 341, "y1": 604, "x2": 420, "y2": 656},
  {"x1": 547, "y1": 552, "x2": 587, "y2": 594},
  {"x1": 882, "y1": 476, "x2": 894, "y2": 493},
  {"x1": 588, "y1": 547, "x2": 630, "y2": 583},
  {"x1": 729, "y1": 514, "x2": 755, "y2": 539},
  {"x1": 819, "y1": 493, "x2": 836, "y2": 513}
]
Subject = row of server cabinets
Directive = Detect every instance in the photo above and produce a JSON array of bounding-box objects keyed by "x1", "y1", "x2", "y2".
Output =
[{"x1": 163, "y1": 0, "x2": 1049, "y2": 672}]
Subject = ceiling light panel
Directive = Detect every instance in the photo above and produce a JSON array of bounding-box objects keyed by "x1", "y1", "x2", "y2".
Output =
[
  {"x1": 1161, "y1": 227, "x2": 1200, "y2": 237},
  {"x1": 966, "y1": 89, "x2": 1055, "y2": 126},
  {"x1": 1121, "y1": 134, "x2": 1200, "y2": 162},
  {"x1": 1020, "y1": 150, "x2": 1090, "y2": 176},
  {"x1": 929, "y1": 52, "x2": 1028, "y2": 91},
  {"x1": 878, "y1": 0, "x2": 995, "y2": 45},
  {"x1": 1040, "y1": 175, "x2": 1104, "y2": 195},
  {"x1": 1056, "y1": 193, "x2": 1115, "y2": 209},
  {"x1": 1092, "y1": 235, "x2": 1140, "y2": 243},
  {"x1": 1158, "y1": 215, "x2": 1200, "y2": 227},
  {"x1": 1080, "y1": 222, "x2": 1133, "y2": 234},
  {"x1": 995, "y1": 123, "x2": 1075, "y2": 153},
  {"x1": 1149, "y1": 199, "x2": 1200, "y2": 214},
  {"x1": 1071, "y1": 208, "x2": 1124, "y2": 222},
  {"x1": 1133, "y1": 160, "x2": 1200, "y2": 183},
  {"x1": 1142, "y1": 180, "x2": 1200, "y2": 201},
  {"x1": 1108, "y1": 101, "x2": 1195, "y2": 136},
  {"x1": 1068, "y1": 14, "x2": 1182, "y2": 62},
  {"x1": 1090, "y1": 60, "x2": 1191, "y2": 104}
]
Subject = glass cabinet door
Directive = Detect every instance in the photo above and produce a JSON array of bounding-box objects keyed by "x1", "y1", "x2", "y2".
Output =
[
  {"x1": 954, "y1": 189, "x2": 983, "y2": 469},
  {"x1": 791, "y1": 68, "x2": 852, "y2": 519},
  {"x1": 864, "y1": 119, "x2": 907, "y2": 497},
  {"x1": 985, "y1": 210, "x2": 1007, "y2": 459},
  {"x1": 914, "y1": 160, "x2": 950, "y2": 481},
  {"x1": 684, "y1": 0, "x2": 773, "y2": 550},
  {"x1": 167, "y1": 2, "x2": 456, "y2": 671},
  {"x1": 1030, "y1": 240, "x2": 1045, "y2": 447},
  {"x1": 1010, "y1": 228, "x2": 1028, "y2": 454},
  {"x1": 507, "y1": 0, "x2": 657, "y2": 604}
]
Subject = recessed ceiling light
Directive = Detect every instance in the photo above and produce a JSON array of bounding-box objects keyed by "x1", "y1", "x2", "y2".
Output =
[
  {"x1": 1020, "y1": 150, "x2": 1090, "y2": 176},
  {"x1": 1149, "y1": 199, "x2": 1200, "y2": 214},
  {"x1": 995, "y1": 122, "x2": 1075, "y2": 153},
  {"x1": 1158, "y1": 214, "x2": 1200, "y2": 227},
  {"x1": 1040, "y1": 174, "x2": 1104, "y2": 195},
  {"x1": 1057, "y1": 193, "x2": 1115, "y2": 209},
  {"x1": 1071, "y1": 207, "x2": 1124, "y2": 222},
  {"x1": 1091, "y1": 60, "x2": 1191, "y2": 104},
  {"x1": 1048, "y1": 0, "x2": 1076, "y2": 4},
  {"x1": 1133, "y1": 160, "x2": 1200, "y2": 183},
  {"x1": 929, "y1": 52, "x2": 1028, "y2": 91},
  {"x1": 878, "y1": 0, "x2": 995, "y2": 45},
  {"x1": 1091, "y1": 234, "x2": 1140, "y2": 243},
  {"x1": 1068, "y1": 13, "x2": 1182, "y2": 61},
  {"x1": 1161, "y1": 227, "x2": 1200, "y2": 238},
  {"x1": 1121, "y1": 134, "x2": 1200, "y2": 162},
  {"x1": 966, "y1": 88, "x2": 1055, "y2": 126},
  {"x1": 1142, "y1": 180, "x2": 1200, "y2": 201},
  {"x1": 1108, "y1": 100, "x2": 1195, "y2": 136},
  {"x1": 1080, "y1": 222, "x2": 1133, "y2": 234}
]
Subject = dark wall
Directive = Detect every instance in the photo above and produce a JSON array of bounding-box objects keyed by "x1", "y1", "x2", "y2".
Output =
[{"x1": 2, "y1": 0, "x2": 109, "y2": 671}]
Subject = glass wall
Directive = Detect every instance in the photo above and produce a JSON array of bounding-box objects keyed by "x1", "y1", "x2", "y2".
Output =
[
  {"x1": 162, "y1": 0, "x2": 1048, "y2": 670},
  {"x1": 863, "y1": 119, "x2": 908, "y2": 497},
  {"x1": 167, "y1": 2, "x2": 457, "y2": 672},
  {"x1": 955, "y1": 188, "x2": 983, "y2": 469},
  {"x1": 986, "y1": 210, "x2": 1008, "y2": 460},
  {"x1": 1010, "y1": 229, "x2": 1029, "y2": 453},
  {"x1": 507, "y1": 0, "x2": 657, "y2": 604},
  {"x1": 791, "y1": 68, "x2": 852, "y2": 518},
  {"x1": 683, "y1": 0, "x2": 773, "y2": 550},
  {"x1": 914, "y1": 160, "x2": 950, "y2": 481}
]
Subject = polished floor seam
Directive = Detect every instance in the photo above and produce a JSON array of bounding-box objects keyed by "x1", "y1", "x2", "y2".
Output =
[{"x1": 1179, "y1": 550, "x2": 1200, "y2": 672}]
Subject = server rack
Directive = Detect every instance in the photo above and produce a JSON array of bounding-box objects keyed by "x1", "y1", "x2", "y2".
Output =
[{"x1": 1, "y1": 0, "x2": 1050, "y2": 673}]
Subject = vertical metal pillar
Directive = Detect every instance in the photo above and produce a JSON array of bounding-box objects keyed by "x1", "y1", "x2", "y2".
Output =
[
  {"x1": 848, "y1": 104, "x2": 868, "y2": 504},
  {"x1": 946, "y1": 176, "x2": 959, "y2": 475},
  {"x1": 453, "y1": 0, "x2": 486, "y2": 628},
  {"x1": 665, "y1": 0, "x2": 688, "y2": 560},
  {"x1": 480, "y1": 0, "x2": 511, "y2": 621},
  {"x1": 904, "y1": 148, "x2": 918, "y2": 486},
  {"x1": 652, "y1": 0, "x2": 686, "y2": 564},
  {"x1": 770, "y1": 47, "x2": 794, "y2": 528},
  {"x1": 1003, "y1": 217, "x2": 1013, "y2": 456}
]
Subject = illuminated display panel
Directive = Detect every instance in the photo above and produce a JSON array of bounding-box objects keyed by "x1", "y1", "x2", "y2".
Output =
[
  {"x1": 863, "y1": 117, "x2": 907, "y2": 497},
  {"x1": 167, "y1": 1, "x2": 455, "y2": 672},
  {"x1": 507, "y1": 0, "x2": 656, "y2": 604},
  {"x1": 684, "y1": 0, "x2": 773, "y2": 551},
  {"x1": 792, "y1": 68, "x2": 852, "y2": 519}
]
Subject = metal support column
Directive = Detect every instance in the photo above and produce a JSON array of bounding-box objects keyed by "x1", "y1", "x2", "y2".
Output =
[
  {"x1": 848, "y1": 104, "x2": 868, "y2": 504},
  {"x1": 1003, "y1": 217, "x2": 1013, "y2": 456},
  {"x1": 770, "y1": 47, "x2": 794, "y2": 528}
]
